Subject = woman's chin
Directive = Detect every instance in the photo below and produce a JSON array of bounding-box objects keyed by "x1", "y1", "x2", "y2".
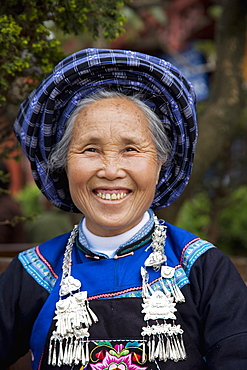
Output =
[{"x1": 85, "y1": 212, "x2": 142, "y2": 237}]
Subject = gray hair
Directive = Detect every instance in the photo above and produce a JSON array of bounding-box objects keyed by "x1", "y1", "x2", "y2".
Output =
[{"x1": 48, "y1": 90, "x2": 171, "y2": 172}]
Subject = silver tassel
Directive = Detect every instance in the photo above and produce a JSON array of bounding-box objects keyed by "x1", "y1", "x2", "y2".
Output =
[
  {"x1": 57, "y1": 340, "x2": 63, "y2": 366},
  {"x1": 142, "y1": 341, "x2": 146, "y2": 363},
  {"x1": 85, "y1": 340, "x2": 90, "y2": 364},
  {"x1": 51, "y1": 341, "x2": 57, "y2": 366},
  {"x1": 81, "y1": 341, "x2": 86, "y2": 365},
  {"x1": 161, "y1": 266, "x2": 185, "y2": 303},
  {"x1": 48, "y1": 337, "x2": 53, "y2": 365},
  {"x1": 63, "y1": 338, "x2": 69, "y2": 364}
]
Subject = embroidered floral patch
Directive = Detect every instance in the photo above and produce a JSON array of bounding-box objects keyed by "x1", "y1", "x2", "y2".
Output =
[{"x1": 86, "y1": 343, "x2": 147, "y2": 370}]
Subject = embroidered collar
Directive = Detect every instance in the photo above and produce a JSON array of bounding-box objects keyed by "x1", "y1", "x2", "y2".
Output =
[{"x1": 76, "y1": 209, "x2": 155, "y2": 259}]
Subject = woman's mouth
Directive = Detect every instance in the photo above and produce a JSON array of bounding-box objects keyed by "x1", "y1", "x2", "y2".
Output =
[{"x1": 94, "y1": 190, "x2": 131, "y2": 201}]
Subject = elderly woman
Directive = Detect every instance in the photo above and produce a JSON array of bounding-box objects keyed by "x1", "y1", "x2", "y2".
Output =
[{"x1": 0, "y1": 49, "x2": 247, "y2": 370}]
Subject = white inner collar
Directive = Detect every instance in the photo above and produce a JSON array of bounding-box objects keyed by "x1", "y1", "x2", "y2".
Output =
[{"x1": 82, "y1": 211, "x2": 150, "y2": 258}]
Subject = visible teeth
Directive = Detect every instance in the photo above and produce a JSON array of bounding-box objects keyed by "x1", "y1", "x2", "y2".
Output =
[{"x1": 96, "y1": 192, "x2": 127, "y2": 200}]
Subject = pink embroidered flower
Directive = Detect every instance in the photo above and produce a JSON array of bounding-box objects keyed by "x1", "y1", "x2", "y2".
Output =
[
  {"x1": 90, "y1": 351, "x2": 147, "y2": 370},
  {"x1": 114, "y1": 344, "x2": 125, "y2": 353}
]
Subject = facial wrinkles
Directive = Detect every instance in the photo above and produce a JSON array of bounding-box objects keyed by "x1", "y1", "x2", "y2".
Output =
[
  {"x1": 99, "y1": 144, "x2": 157, "y2": 186},
  {"x1": 70, "y1": 117, "x2": 157, "y2": 168},
  {"x1": 66, "y1": 97, "x2": 162, "y2": 236},
  {"x1": 69, "y1": 149, "x2": 157, "y2": 210},
  {"x1": 69, "y1": 132, "x2": 159, "y2": 197}
]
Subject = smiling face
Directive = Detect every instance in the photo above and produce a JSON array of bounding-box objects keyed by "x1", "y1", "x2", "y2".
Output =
[{"x1": 67, "y1": 97, "x2": 162, "y2": 236}]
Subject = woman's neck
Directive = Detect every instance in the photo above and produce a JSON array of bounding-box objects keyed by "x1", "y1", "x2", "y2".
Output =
[{"x1": 82, "y1": 211, "x2": 150, "y2": 258}]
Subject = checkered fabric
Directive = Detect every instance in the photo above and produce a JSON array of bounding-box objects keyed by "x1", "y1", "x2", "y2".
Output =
[{"x1": 14, "y1": 48, "x2": 197, "y2": 212}]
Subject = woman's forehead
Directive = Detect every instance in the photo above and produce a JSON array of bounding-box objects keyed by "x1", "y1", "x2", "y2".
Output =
[
  {"x1": 78, "y1": 96, "x2": 147, "y2": 118},
  {"x1": 73, "y1": 97, "x2": 150, "y2": 133}
]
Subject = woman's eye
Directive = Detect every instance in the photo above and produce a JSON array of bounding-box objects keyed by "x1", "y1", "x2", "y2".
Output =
[
  {"x1": 84, "y1": 147, "x2": 97, "y2": 153},
  {"x1": 125, "y1": 147, "x2": 138, "y2": 152},
  {"x1": 83, "y1": 148, "x2": 98, "y2": 153}
]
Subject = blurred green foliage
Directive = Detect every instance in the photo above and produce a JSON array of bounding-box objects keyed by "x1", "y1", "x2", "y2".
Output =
[
  {"x1": 177, "y1": 192, "x2": 210, "y2": 240},
  {"x1": 15, "y1": 182, "x2": 42, "y2": 216},
  {"x1": 0, "y1": 0, "x2": 129, "y2": 107},
  {"x1": 219, "y1": 186, "x2": 247, "y2": 256},
  {"x1": 177, "y1": 186, "x2": 247, "y2": 256}
]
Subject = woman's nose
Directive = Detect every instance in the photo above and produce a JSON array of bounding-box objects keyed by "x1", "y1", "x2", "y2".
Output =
[{"x1": 97, "y1": 156, "x2": 125, "y2": 180}]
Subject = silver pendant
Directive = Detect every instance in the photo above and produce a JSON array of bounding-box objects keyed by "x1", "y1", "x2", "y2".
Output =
[
  {"x1": 142, "y1": 289, "x2": 177, "y2": 321},
  {"x1": 48, "y1": 226, "x2": 98, "y2": 367},
  {"x1": 141, "y1": 217, "x2": 186, "y2": 363}
]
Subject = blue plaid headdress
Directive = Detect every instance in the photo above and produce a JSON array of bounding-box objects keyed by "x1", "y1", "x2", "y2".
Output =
[{"x1": 14, "y1": 48, "x2": 197, "y2": 212}]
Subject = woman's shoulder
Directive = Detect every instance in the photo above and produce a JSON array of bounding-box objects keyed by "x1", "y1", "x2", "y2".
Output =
[
  {"x1": 164, "y1": 221, "x2": 216, "y2": 269},
  {"x1": 18, "y1": 231, "x2": 72, "y2": 293},
  {"x1": 20, "y1": 231, "x2": 71, "y2": 261},
  {"x1": 38, "y1": 231, "x2": 71, "y2": 254}
]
